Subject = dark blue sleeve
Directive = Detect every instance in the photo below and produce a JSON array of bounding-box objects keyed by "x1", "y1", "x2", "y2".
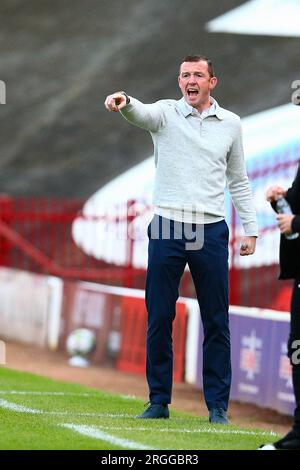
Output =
[
  {"x1": 286, "y1": 163, "x2": 300, "y2": 214},
  {"x1": 291, "y1": 215, "x2": 300, "y2": 233}
]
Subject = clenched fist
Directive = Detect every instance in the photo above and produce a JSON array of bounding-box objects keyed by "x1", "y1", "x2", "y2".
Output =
[
  {"x1": 240, "y1": 236, "x2": 256, "y2": 256},
  {"x1": 104, "y1": 92, "x2": 128, "y2": 112}
]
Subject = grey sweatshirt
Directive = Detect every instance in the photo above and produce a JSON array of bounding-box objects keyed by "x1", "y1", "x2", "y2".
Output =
[{"x1": 121, "y1": 96, "x2": 258, "y2": 236}]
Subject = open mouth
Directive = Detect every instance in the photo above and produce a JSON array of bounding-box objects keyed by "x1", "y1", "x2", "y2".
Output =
[{"x1": 187, "y1": 89, "x2": 199, "y2": 98}]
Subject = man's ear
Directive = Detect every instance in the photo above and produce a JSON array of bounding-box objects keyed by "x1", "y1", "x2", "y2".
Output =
[{"x1": 210, "y1": 76, "x2": 218, "y2": 90}]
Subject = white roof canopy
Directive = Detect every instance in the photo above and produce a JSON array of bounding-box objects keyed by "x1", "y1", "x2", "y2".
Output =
[{"x1": 206, "y1": 0, "x2": 300, "y2": 37}]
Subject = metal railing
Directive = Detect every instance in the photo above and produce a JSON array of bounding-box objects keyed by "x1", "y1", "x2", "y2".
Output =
[{"x1": 0, "y1": 154, "x2": 299, "y2": 310}]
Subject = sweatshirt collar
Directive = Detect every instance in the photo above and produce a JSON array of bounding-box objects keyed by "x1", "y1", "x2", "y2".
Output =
[{"x1": 177, "y1": 96, "x2": 224, "y2": 120}]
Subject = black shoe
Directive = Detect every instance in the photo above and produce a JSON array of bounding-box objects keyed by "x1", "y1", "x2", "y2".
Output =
[
  {"x1": 137, "y1": 403, "x2": 169, "y2": 419},
  {"x1": 273, "y1": 430, "x2": 300, "y2": 449},
  {"x1": 259, "y1": 430, "x2": 300, "y2": 450},
  {"x1": 209, "y1": 407, "x2": 229, "y2": 425}
]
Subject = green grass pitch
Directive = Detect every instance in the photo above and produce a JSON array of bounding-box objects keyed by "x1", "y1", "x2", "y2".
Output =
[{"x1": 0, "y1": 367, "x2": 280, "y2": 450}]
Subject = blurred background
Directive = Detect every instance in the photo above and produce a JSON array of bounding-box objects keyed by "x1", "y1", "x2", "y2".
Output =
[
  {"x1": 0, "y1": 0, "x2": 299, "y2": 429},
  {"x1": 0, "y1": 0, "x2": 299, "y2": 196}
]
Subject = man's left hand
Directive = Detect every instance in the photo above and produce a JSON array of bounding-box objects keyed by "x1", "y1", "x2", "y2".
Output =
[
  {"x1": 276, "y1": 214, "x2": 295, "y2": 235},
  {"x1": 240, "y1": 236, "x2": 256, "y2": 256}
]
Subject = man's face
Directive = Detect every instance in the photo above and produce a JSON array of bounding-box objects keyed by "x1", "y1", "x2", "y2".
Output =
[{"x1": 178, "y1": 61, "x2": 217, "y2": 108}]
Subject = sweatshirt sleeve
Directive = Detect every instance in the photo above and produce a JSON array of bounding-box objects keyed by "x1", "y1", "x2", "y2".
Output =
[
  {"x1": 286, "y1": 164, "x2": 300, "y2": 214},
  {"x1": 226, "y1": 118, "x2": 258, "y2": 237},
  {"x1": 291, "y1": 215, "x2": 300, "y2": 233},
  {"x1": 120, "y1": 97, "x2": 165, "y2": 133}
]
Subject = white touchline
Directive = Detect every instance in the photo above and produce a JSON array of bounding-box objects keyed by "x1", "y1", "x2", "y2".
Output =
[
  {"x1": 48, "y1": 411, "x2": 134, "y2": 417},
  {"x1": 0, "y1": 398, "x2": 279, "y2": 438},
  {"x1": 0, "y1": 390, "x2": 100, "y2": 397},
  {"x1": 61, "y1": 424, "x2": 152, "y2": 450},
  {"x1": 0, "y1": 400, "x2": 132, "y2": 418},
  {"x1": 0, "y1": 391, "x2": 137, "y2": 404},
  {"x1": 0, "y1": 399, "x2": 43, "y2": 414},
  {"x1": 120, "y1": 394, "x2": 137, "y2": 400},
  {"x1": 79, "y1": 425, "x2": 279, "y2": 437}
]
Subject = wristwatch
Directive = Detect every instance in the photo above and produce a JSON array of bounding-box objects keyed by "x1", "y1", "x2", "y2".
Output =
[{"x1": 121, "y1": 91, "x2": 130, "y2": 105}]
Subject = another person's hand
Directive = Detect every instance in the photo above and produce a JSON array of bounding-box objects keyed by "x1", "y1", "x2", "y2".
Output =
[
  {"x1": 104, "y1": 92, "x2": 128, "y2": 112},
  {"x1": 240, "y1": 236, "x2": 256, "y2": 256},
  {"x1": 276, "y1": 214, "x2": 295, "y2": 235},
  {"x1": 266, "y1": 185, "x2": 286, "y2": 202}
]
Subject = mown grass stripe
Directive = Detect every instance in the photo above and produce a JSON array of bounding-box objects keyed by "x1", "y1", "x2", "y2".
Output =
[
  {"x1": 0, "y1": 399, "x2": 279, "y2": 438},
  {"x1": 0, "y1": 397, "x2": 278, "y2": 438},
  {"x1": 45, "y1": 411, "x2": 132, "y2": 418},
  {"x1": 61, "y1": 423, "x2": 152, "y2": 450},
  {"x1": 92, "y1": 425, "x2": 279, "y2": 437},
  {"x1": 0, "y1": 398, "x2": 42, "y2": 414},
  {"x1": 0, "y1": 369, "x2": 284, "y2": 450},
  {"x1": 0, "y1": 400, "x2": 132, "y2": 418},
  {"x1": 0, "y1": 390, "x2": 100, "y2": 397}
]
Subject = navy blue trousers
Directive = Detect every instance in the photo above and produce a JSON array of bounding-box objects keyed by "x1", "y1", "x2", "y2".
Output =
[
  {"x1": 288, "y1": 280, "x2": 300, "y2": 432},
  {"x1": 145, "y1": 215, "x2": 230, "y2": 411}
]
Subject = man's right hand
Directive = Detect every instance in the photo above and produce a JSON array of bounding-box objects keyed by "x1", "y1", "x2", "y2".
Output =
[
  {"x1": 266, "y1": 185, "x2": 286, "y2": 202},
  {"x1": 104, "y1": 92, "x2": 128, "y2": 112}
]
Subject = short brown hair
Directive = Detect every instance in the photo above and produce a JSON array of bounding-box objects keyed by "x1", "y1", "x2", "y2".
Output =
[{"x1": 180, "y1": 55, "x2": 214, "y2": 78}]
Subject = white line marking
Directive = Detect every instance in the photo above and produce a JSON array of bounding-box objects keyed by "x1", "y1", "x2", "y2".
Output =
[
  {"x1": 61, "y1": 423, "x2": 152, "y2": 450},
  {"x1": 120, "y1": 394, "x2": 137, "y2": 400},
  {"x1": 78, "y1": 425, "x2": 279, "y2": 437},
  {"x1": 0, "y1": 391, "x2": 137, "y2": 403},
  {"x1": 45, "y1": 411, "x2": 132, "y2": 418},
  {"x1": 0, "y1": 390, "x2": 100, "y2": 397},
  {"x1": 0, "y1": 399, "x2": 42, "y2": 414},
  {"x1": 0, "y1": 399, "x2": 279, "y2": 437},
  {"x1": 0, "y1": 400, "x2": 132, "y2": 418}
]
